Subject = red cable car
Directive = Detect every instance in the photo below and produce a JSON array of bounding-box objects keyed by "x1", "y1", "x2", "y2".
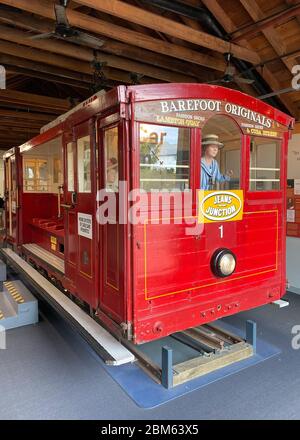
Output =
[{"x1": 3, "y1": 84, "x2": 294, "y2": 344}]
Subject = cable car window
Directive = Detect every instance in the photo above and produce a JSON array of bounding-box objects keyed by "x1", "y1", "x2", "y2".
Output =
[
  {"x1": 139, "y1": 124, "x2": 190, "y2": 192},
  {"x1": 201, "y1": 116, "x2": 241, "y2": 190},
  {"x1": 77, "y1": 136, "x2": 91, "y2": 193},
  {"x1": 67, "y1": 142, "x2": 74, "y2": 192},
  {"x1": 23, "y1": 158, "x2": 49, "y2": 192},
  {"x1": 53, "y1": 158, "x2": 61, "y2": 185},
  {"x1": 104, "y1": 126, "x2": 119, "y2": 193},
  {"x1": 250, "y1": 138, "x2": 281, "y2": 191}
]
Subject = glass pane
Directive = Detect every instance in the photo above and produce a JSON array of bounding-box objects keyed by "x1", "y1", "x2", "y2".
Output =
[
  {"x1": 67, "y1": 142, "x2": 74, "y2": 192},
  {"x1": 24, "y1": 161, "x2": 35, "y2": 179},
  {"x1": 201, "y1": 116, "x2": 241, "y2": 190},
  {"x1": 104, "y1": 127, "x2": 119, "y2": 192},
  {"x1": 23, "y1": 158, "x2": 49, "y2": 192},
  {"x1": 139, "y1": 124, "x2": 190, "y2": 192},
  {"x1": 250, "y1": 138, "x2": 281, "y2": 191},
  {"x1": 37, "y1": 160, "x2": 49, "y2": 191},
  {"x1": 77, "y1": 136, "x2": 91, "y2": 193},
  {"x1": 53, "y1": 158, "x2": 61, "y2": 185}
]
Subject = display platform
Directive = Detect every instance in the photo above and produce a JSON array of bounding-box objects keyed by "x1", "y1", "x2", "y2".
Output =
[{"x1": 100, "y1": 321, "x2": 281, "y2": 409}]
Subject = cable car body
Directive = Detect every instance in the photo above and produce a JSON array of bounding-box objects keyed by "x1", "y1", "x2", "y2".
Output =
[{"x1": 3, "y1": 84, "x2": 294, "y2": 344}]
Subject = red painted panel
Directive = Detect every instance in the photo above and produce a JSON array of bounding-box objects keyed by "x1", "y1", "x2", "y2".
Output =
[{"x1": 66, "y1": 211, "x2": 77, "y2": 266}]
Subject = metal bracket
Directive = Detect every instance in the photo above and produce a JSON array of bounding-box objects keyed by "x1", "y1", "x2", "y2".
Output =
[
  {"x1": 246, "y1": 320, "x2": 257, "y2": 354},
  {"x1": 161, "y1": 346, "x2": 173, "y2": 389},
  {"x1": 271, "y1": 299, "x2": 289, "y2": 308}
]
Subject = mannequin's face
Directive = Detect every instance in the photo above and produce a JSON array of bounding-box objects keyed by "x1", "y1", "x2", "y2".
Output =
[{"x1": 205, "y1": 144, "x2": 219, "y2": 159}]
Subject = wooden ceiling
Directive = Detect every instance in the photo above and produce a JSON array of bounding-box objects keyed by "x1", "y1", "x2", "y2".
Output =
[{"x1": 0, "y1": 0, "x2": 299, "y2": 149}]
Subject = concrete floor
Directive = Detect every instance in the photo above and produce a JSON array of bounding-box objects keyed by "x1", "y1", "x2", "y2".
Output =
[{"x1": 0, "y1": 291, "x2": 299, "y2": 420}]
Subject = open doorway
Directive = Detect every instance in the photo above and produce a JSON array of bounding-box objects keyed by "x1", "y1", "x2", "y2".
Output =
[{"x1": 21, "y1": 136, "x2": 65, "y2": 257}]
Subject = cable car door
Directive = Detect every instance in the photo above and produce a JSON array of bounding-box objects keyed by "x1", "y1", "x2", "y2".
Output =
[
  {"x1": 98, "y1": 121, "x2": 126, "y2": 326},
  {"x1": 63, "y1": 122, "x2": 98, "y2": 309},
  {"x1": 5, "y1": 153, "x2": 19, "y2": 245}
]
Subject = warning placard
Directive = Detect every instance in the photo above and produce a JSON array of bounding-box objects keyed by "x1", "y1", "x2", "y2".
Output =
[{"x1": 78, "y1": 213, "x2": 93, "y2": 239}]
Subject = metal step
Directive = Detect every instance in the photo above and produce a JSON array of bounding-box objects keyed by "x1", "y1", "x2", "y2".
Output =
[
  {"x1": 1, "y1": 248, "x2": 135, "y2": 366},
  {"x1": 22, "y1": 243, "x2": 65, "y2": 274},
  {"x1": 0, "y1": 293, "x2": 17, "y2": 320},
  {"x1": 0, "y1": 280, "x2": 38, "y2": 330}
]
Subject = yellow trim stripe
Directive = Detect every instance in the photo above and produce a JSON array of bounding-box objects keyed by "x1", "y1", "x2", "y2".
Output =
[{"x1": 143, "y1": 210, "x2": 279, "y2": 301}]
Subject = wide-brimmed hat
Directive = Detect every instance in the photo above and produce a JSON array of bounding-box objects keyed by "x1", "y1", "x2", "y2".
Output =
[{"x1": 202, "y1": 134, "x2": 224, "y2": 149}]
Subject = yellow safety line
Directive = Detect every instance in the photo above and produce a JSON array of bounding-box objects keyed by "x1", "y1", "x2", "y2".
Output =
[{"x1": 4, "y1": 282, "x2": 24, "y2": 303}]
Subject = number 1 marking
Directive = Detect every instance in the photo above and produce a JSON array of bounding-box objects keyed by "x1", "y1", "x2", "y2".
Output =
[{"x1": 219, "y1": 225, "x2": 224, "y2": 239}]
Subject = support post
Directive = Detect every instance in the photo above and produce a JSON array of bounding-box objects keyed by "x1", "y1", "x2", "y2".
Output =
[
  {"x1": 161, "y1": 346, "x2": 173, "y2": 389},
  {"x1": 246, "y1": 320, "x2": 257, "y2": 354}
]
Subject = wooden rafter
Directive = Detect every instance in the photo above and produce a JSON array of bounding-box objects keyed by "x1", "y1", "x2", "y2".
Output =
[
  {"x1": 0, "y1": 39, "x2": 160, "y2": 85},
  {"x1": 74, "y1": 0, "x2": 260, "y2": 63},
  {"x1": 239, "y1": 0, "x2": 295, "y2": 71},
  {"x1": 0, "y1": 89, "x2": 71, "y2": 113},
  {"x1": 0, "y1": 24, "x2": 199, "y2": 84},
  {"x1": 0, "y1": 8, "x2": 213, "y2": 78},
  {"x1": 0, "y1": 0, "x2": 227, "y2": 71},
  {"x1": 201, "y1": 0, "x2": 300, "y2": 119}
]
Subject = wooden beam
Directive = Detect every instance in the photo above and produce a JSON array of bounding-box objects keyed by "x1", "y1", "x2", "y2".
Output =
[
  {"x1": 0, "y1": 24, "x2": 198, "y2": 84},
  {"x1": 5, "y1": 66, "x2": 91, "y2": 90},
  {"x1": 0, "y1": 126, "x2": 38, "y2": 134},
  {"x1": 239, "y1": 0, "x2": 294, "y2": 71},
  {"x1": 0, "y1": 53, "x2": 92, "y2": 84},
  {"x1": 6, "y1": 74, "x2": 30, "y2": 89},
  {"x1": 0, "y1": 108, "x2": 54, "y2": 122},
  {"x1": 179, "y1": 15, "x2": 256, "y2": 97},
  {"x1": 0, "y1": 39, "x2": 157, "y2": 85},
  {"x1": 0, "y1": 0, "x2": 226, "y2": 71},
  {"x1": 0, "y1": 8, "x2": 53, "y2": 32},
  {"x1": 0, "y1": 89, "x2": 71, "y2": 113},
  {"x1": 232, "y1": 3, "x2": 300, "y2": 42},
  {"x1": 285, "y1": 0, "x2": 300, "y2": 28},
  {"x1": 73, "y1": 0, "x2": 259, "y2": 63},
  {"x1": 0, "y1": 8, "x2": 212, "y2": 78},
  {"x1": 1, "y1": 121, "x2": 49, "y2": 130},
  {"x1": 201, "y1": 0, "x2": 299, "y2": 119}
]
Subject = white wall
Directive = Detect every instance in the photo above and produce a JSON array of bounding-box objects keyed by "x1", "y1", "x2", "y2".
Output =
[
  {"x1": 287, "y1": 130, "x2": 300, "y2": 293},
  {"x1": 287, "y1": 133, "x2": 300, "y2": 180}
]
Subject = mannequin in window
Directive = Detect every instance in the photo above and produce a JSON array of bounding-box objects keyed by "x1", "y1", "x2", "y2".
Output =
[
  {"x1": 106, "y1": 157, "x2": 119, "y2": 192},
  {"x1": 201, "y1": 134, "x2": 233, "y2": 190}
]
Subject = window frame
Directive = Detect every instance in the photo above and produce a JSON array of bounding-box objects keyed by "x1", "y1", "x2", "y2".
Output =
[
  {"x1": 248, "y1": 136, "x2": 282, "y2": 193},
  {"x1": 200, "y1": 114, "x2": 244, "y2": 192},
  {"x1": 137, "y1": 121, "x2": 193, "y2": 193},
  {"x1": 23, "y1": 156, "x2": 51, "y2": 193},
  {"x1": 67, "y1": 141, "x2": 75, "y2": 193},
  {"x1": 77, "y1": 135, "x2": 92, "y2": 194},
  {"x1": 103, "y1": 124, "x2": 120, "y2": 193}
]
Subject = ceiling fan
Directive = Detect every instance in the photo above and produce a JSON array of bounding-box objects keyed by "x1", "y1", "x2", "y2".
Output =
[
  {"x1": 208, "y1": 53, "x2": 255, "y2": 86},
  {"x1": 29, "y1": 0, "x2": 105, "y2": 49}
]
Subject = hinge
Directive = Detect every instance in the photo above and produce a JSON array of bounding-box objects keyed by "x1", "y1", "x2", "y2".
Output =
[{"x1": 121, "y1": 322, "x2": 133, "y2": 340}]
